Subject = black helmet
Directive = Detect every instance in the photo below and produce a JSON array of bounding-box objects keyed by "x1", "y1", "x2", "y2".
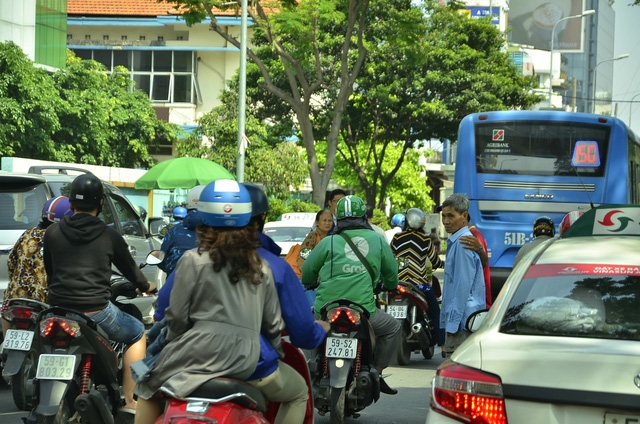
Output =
[
  {"x1": 70, "y1": 174, "x2": 104, "y2": 211},
  {"x1": 533, "y1": 216, "x2": 555, "y2": 237},
  {"x1": 242, "y1": 183, "x2": 269, "y2": 217}
]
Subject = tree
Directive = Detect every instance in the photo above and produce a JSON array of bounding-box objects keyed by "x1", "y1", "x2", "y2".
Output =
[
  {"x1": 162, "y1": 0, "x2": 371, "y2": 206},
  {"x1": 178, "y1": 81, "x2": 308, "y2": 199},
  {"x1": 0, "y1": 42, "x2": 61, "y2": 158},
  {"x1": 334, "y1": 0, "x2": 540, "y2": 209}
]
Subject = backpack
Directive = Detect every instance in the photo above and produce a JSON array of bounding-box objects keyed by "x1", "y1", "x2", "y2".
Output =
[{"x1": 284, "y1": 244, "x2": 303, "y2": 279}]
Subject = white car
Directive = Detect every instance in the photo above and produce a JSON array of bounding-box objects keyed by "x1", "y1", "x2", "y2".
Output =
[
  {"x1": 263, "y1": 212, "x2": 317, "y2": 256},
  {"x1": 427, "y1": 204, "x2": 640, "y2": 424}
]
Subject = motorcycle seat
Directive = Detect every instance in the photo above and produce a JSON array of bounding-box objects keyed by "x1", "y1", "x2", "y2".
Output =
[{"x1": 188, "y1": 377, "x2": 267, "y2": 413}]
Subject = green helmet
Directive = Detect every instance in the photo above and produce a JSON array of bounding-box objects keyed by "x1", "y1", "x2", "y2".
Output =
[{"x1": 335, "y1": 195, "x2": 367, "y2": 220}]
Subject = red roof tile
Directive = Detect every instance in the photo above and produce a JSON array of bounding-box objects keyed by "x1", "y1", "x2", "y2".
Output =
[{"x1": 67, "y1": 0, "x2": 237, "y2": 17}]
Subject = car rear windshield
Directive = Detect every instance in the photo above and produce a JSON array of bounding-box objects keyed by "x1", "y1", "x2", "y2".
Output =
[
  {"x1": 263, "y1": 226, "x2": 311, "y2": 242},
  {"x1": 500, "y1": 265, "x2": 640, "y2": 341},
  {"x1": 0, "y1": 188, "x2": 49, "y2": 230}
]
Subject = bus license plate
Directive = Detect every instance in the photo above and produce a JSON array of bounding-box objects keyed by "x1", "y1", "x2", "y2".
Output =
[
  {"x1": 3, "y1": 329, "x2": 34, "y2": 351},
  {"x1": 36, "y1": 354, "x2": 76, "y2": 380},
  {"x1": 325, "y1": 337, "x2": 358, "y2": 359},
  {"x1": 386, "y1": 305, "x2": 407, "y2": 319},
  {"x1": 605, "y1": 412, "x2": 640, "y2": 424}
]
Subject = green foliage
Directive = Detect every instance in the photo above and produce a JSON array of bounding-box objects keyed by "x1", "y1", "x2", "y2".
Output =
[
  {"x1": 266, "y1": 198, "x2": 321, "y2": 222},
  {"x1": 0, "y1": 41, "x2": 61, "y2": 158},
  {"x1": 0, "y1": 43, "x2": 177, "y2": 168},
  {"x1": 371, "y1": 208, "x2": 390, "y2": 230},
  {"x1": 179, "y1": 78, "x2": 308, "y2": 199}
]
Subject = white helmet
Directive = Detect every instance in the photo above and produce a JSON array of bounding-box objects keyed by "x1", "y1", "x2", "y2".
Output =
[
  {"x1": 186, "y1": 185, "x2": 207, "y2": 210},
  {"x1": 405, "y1": 208, "x2": 426, "y2": 230}
]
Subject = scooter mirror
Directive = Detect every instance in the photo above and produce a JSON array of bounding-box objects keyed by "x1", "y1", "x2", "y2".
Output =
[{"x1": 146, "y1": 250, "x2": 165, "y2": 265}]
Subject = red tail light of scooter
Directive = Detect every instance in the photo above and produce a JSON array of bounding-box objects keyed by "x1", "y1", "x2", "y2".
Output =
[
  {"x1": 431, "y1": 362, "x2": 507, "y2": 424},
  {"x1": 327, "y1": 307, "x2": 361, "y2": 332},
  {"x1": 3, "y1": 306, "x2": 37, "y2": 329},
  {"x1": 40, "y1": 317, "x2": 82, "y2": 338}
]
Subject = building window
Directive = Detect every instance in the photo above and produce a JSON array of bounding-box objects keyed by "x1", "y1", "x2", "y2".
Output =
[
  {"x1": 70, "y1": 49, "x2": 198, "y2": 104},
  {"x1": 121, "y1": 35, "x2": 128, "y2": 41},
  {"x1": 157, "y1": 36, "x2": 164, "y2": 42},
  {"x1": 85, "y1": 35, "x2": 91, "y2": 40},
  {"x1": 176, "y1": 36, "x2": 184, "y2": 41},
  {"x1": 139, "y1": 35, "x2": 146, "y2": 41},
  {"x1": 103, "y1": 35, "x2": 109, "y2": 40},
  {"x1": 67, "y1": 34, "x2": 72, "y2": 40}
]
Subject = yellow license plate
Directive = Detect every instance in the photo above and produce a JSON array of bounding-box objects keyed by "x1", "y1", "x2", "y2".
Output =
[{"x1": 36, "y1": 354, "x2": 76, "y2": 380}]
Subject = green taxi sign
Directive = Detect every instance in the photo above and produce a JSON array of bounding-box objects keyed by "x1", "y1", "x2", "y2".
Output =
[{"x1": 562, "y1": 204, "x2": 640, "y2": 238}]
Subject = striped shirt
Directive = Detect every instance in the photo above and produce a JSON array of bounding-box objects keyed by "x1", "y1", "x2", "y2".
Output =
[{"x1": 390, "y1": 229, "x2": 443, "y2": 285}]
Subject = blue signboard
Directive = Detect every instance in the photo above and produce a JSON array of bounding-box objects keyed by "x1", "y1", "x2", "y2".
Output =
[{"x1": 464, "y1": 7, "x2": 500, "y2": 26}]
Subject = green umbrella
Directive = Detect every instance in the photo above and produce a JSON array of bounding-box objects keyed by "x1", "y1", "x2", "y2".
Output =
[{"x1": 134, "y1": 157, "x2": 235, "y2": 190}]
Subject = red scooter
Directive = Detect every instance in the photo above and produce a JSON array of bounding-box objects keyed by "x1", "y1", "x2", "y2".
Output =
[{"x1": 154, "y1": 339, "x2": 314, "y2": 424}]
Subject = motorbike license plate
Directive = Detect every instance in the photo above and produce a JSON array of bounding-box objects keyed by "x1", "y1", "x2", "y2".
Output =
[
  {"x1": 604, "y1": 412, "x2": 640, "y2": 424},
  {"x1": 386, "y1": 305, "x2": 408, "y2": 319},
  {"x1": 3, "y1": 329, "x2": 34, "y2": 351},
  {"x1": 36, "y1": 354, "x2": 76, "y2": 380},
  {"x1": 325, "y1": 337, "x2": 358, "y2": 359}
]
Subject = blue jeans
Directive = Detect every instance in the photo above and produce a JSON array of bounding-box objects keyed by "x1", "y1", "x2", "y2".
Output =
[{"x1": 86, "y1": 301, "x2": 145, "y2": 344}]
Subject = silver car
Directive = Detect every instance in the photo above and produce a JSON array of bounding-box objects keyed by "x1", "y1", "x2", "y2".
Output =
[
  {"x1": 427, "y1": 204, "x2": 640, "y2": 424},
  {"x1": 0, "y1": 169, "x2": 163, "y2": 327}
]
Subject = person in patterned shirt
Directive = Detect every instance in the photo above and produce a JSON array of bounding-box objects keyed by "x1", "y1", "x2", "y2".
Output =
[
  {"x1": 390, "y1": 207, "x2": 446, "y2": 356},
  {"x1": 2, "y1": 196, "x2": 73, "y2": 337}
]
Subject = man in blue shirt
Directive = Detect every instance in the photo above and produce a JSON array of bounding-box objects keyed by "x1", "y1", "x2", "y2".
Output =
[{"x1": 439, "y1": 193, "x2": 485, "y2": 356}]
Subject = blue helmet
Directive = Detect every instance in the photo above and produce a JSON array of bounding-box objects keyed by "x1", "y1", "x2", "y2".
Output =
[
  {"x1": 42, "y1": 196, "x2": 73, "y2": 223},
  {"x1": 172, "y1": 206, "x2": 187, "y2": 220},
  {"x1": 391, "y1": 213, "x2": 405, "y2": 228},
  {"x1": 197, "y1": 179, "x2": 252, "y2": 228}
]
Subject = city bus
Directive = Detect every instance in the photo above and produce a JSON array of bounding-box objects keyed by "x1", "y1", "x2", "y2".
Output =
[{"x1": 454, "y1": 110, "x2": 640, "y2": 298}]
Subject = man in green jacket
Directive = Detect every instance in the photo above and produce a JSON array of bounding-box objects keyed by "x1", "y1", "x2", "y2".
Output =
[{"x1": 301, "y1": 195, "x2": 400, "y2": 395}]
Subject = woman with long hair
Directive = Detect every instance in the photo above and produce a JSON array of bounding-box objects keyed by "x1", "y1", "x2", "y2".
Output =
[{"x1": 135, "y1": 180, "x2": 284, "y2": 424}]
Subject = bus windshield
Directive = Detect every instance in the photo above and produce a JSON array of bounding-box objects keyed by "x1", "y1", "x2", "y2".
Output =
[{"x1": 475, "y1": 121, "x2": 610, "y2": 177}]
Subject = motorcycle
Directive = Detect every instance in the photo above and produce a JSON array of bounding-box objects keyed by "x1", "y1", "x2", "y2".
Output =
[
  {"x1": 385, "y1": 278, "x2": 437, "y2": 365},
  {"x1": 24, "y1": 251, "x2": 163, "y2": 424},
  {"x1": 154, "y1": 338, "x2": 314, "y2": 424},
  {"x1": 2, "y1": 297, "x2": 49, "y2": 411},
  {"x1": 309, "y1": 299, "x2": 380, "y2": 424}
]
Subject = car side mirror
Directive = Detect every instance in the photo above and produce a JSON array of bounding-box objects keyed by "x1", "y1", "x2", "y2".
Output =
[
  {"x1": 466, "y1": 310, "x2": 489, "y2": 333},
  {"x1": 148, "y1": 217, "x2": 167, "y2": 237}
]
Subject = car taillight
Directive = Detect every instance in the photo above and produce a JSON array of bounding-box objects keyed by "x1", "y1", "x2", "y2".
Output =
[
  {"x1": 431, "y1": 362, "x2": 507, "y2": 424},
  {"x1": 168, "y1": 417, "x2": 217, "y2": 424},
  {"x1": 40, "y1": 317, "x2": 82, "y2": 338},
  {"x1": 326, "y1": 307, "x2": 361, "y2": 332}
]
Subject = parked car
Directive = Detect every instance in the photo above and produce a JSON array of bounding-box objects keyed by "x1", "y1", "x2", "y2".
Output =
[
  {"x1": 263, "y1": 212, "x2": 317, "y2": 256},
  {"x1": 427, "y1": 204, "x2": 640, "y2": 424},
  {"x1": 0, "y1": 167, "x2": 164, "y2": 327}
]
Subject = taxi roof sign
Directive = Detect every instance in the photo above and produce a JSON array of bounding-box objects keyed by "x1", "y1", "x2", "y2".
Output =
[{"x1": 562, "y1": 204, "x2": 640, "y2": 238}]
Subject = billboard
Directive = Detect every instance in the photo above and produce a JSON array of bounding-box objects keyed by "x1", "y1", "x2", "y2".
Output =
[{"x1": 508, "y1": 0, "x2": 588, "y2": 52}]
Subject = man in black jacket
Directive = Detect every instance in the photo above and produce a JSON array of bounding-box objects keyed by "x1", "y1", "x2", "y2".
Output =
[{"x1": 43, "y1": 174, "x2": 156, "y2": 413}]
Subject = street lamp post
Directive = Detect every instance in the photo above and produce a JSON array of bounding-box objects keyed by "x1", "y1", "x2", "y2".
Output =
[
  {"x1": 630, "y1": 93, "x2": 640, "y2": 127},
  {"x1": 548, "y1": 9, "x2": 595, "y2": 106},
  {"x1": 592, "y1": 54, "x2": 630, "y2": 114}
]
